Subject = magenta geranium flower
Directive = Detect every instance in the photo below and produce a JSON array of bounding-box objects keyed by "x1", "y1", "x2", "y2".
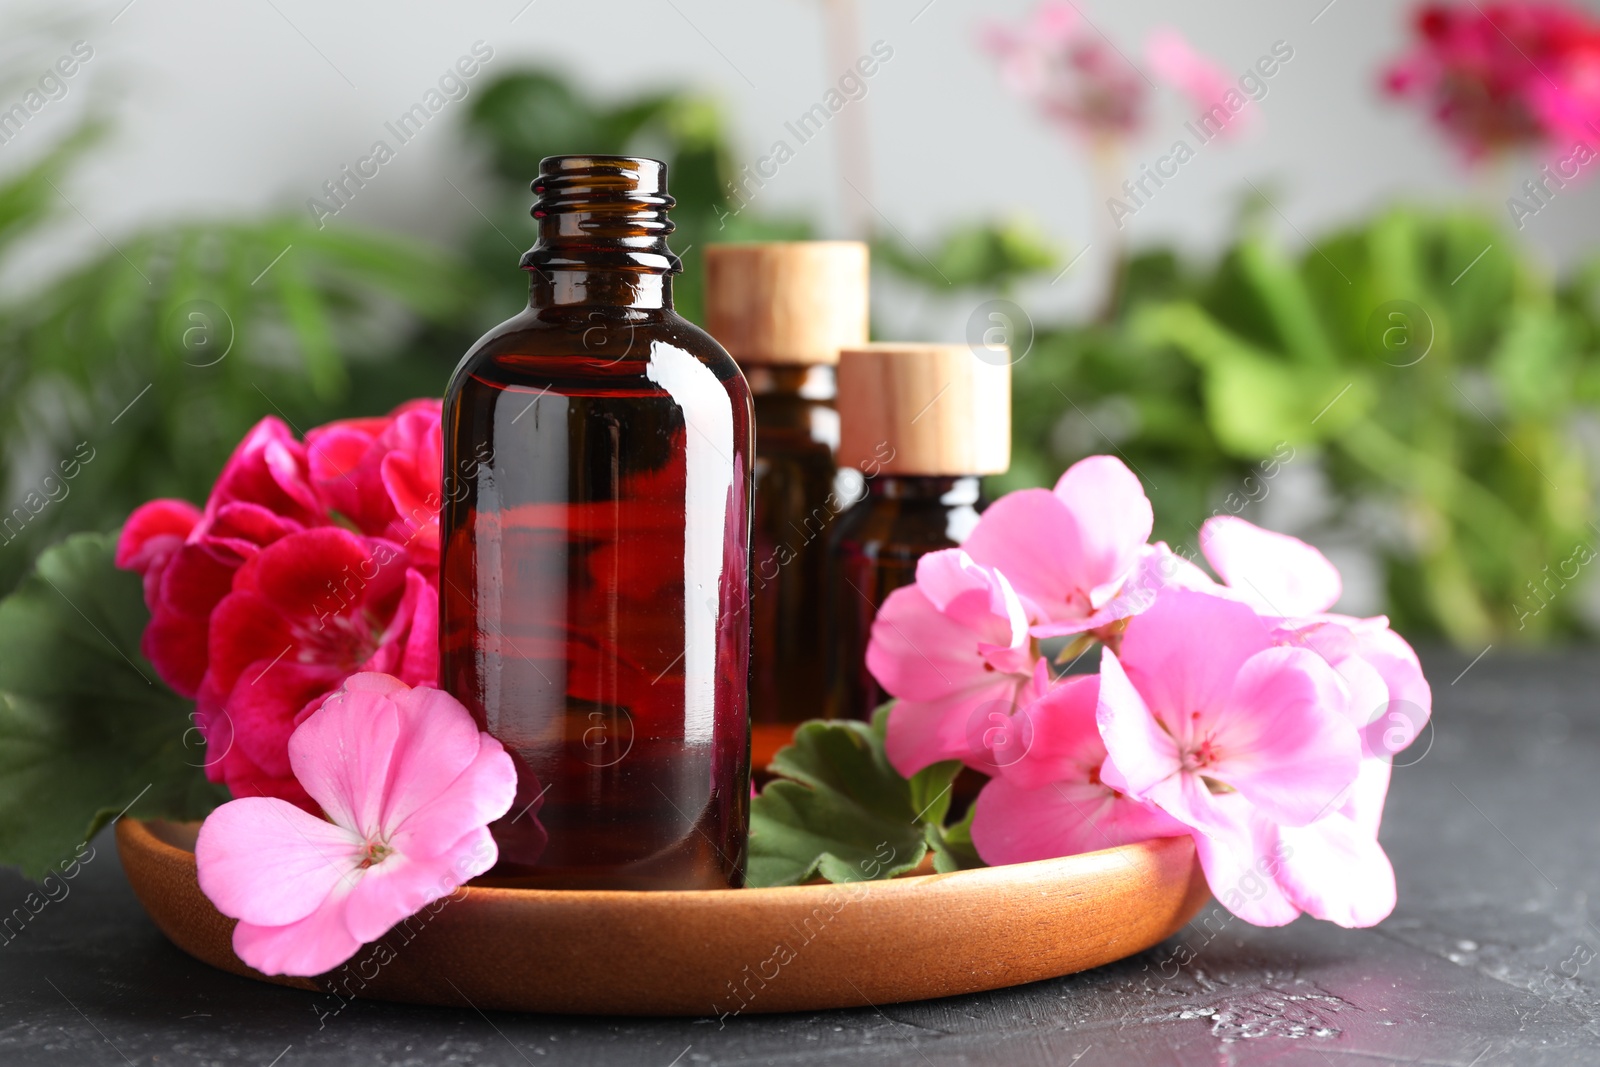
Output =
[
  {"x1": 970, "y1": 673, "x2": 1188, "y2": 865},
  {"x1": 196, "y1": 673, "x2": 515, "y2": 977},
  {"x1": 1095, "y1": 590, "x2": 1367, "y2": 925},
  {"x1": 961, "y1": 455, "x2": 1154, "y2": 638},
  {"x1": 1384, "y1": 1, "x2": 1600, "y2": 160},
  {"x1": 195, "y1": 528, "x2": 438, "y2": 808},
  {"x1": 304, "y1": 398, "x2": 443, "y2": 570},
  {"x1": 117, "y1": 418, "x2": 320, "y2": 696},
  {"x1": 869, "y1": 550, "x2": 1038, "y2": 776},
  {"x1": 117, "y1": 402, "x2": 444, "y2": 801}
]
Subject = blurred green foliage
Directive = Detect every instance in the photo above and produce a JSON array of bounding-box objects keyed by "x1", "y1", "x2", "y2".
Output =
[
  {"x1": 1003, "y1": 209, "x2": 1600, "y2": 644},
  {"x1": 874, "y1": 217, "x2": 1060, "y2": 294},
  {"x1": 0, "y1": 124, "x2": 474, "y2": 595},
  {"x1": 0, "y1": 65, "x2": 1595, "y2": 647},
  {"x1": 462, "y1": 70, "x2": 813, "y2": 325}
]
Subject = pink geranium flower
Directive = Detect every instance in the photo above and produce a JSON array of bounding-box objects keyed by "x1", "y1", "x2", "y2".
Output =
[
  {"x1": 195, "y1": 528, "x2": 439, "y2": 808},
  {"x1": 870, "y1": 550, "x2": 1038, "y2": 776},
  {"x1": 196, "y1": 674, "x2": 515, "y2": 977},
  {"x1": 1196, "y1": 515, "x2": 1433, "y2": 762},
  {"x1": 981, "y1": 6, "x2": 1248, "y2": 149},
  {"x1": 980, "y1": 2, "x2": 1148, "y2": 142},
  {"x1": 970, "y1": 673, "x2": 1188, "y2": 864},
  {"x1": 1096, "y1": 590, "x2": 1366, "y2": 925},
  {"x1": 1146, "y1": 26, "x2": 1256, "y2": 137},
  {"x1": 962, "y1": 456, "x2": 1154, "y2": 639},
  {"x1": 1190, "y1": 517, "x2": 1429, "y2": 926}
]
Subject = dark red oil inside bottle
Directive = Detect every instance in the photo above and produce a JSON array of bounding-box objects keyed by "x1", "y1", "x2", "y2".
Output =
[
  {"x1": 747, "y1": 364, "x2": 840, "y2": 724},
  {"x1": 440, "y1": 156, "x2": 753, "y2": 889}
]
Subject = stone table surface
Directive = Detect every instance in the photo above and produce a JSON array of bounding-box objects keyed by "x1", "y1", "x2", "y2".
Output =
[{"x1": 1, "y1": 648, "x2": 1597, "y2": 1066}]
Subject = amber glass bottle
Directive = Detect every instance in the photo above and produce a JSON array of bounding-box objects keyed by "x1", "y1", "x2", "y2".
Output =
[
  {"x1": 440, "y1": 156, "x2": 754, "y2": 890},
  {"x1": 705, "y1": 243, "x2": 868, "y2": 725},
  {"x1": 826, "y1": 344, "x2": 1011, "y2": 721}
]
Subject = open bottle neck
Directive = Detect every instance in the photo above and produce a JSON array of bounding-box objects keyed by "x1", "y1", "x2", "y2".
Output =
[
  {"x1": 521, "y1": 155, "x2": 681, "y2": 311},
  {"x1": 528, "y1": 269, "x2": 672, "y2": 310}
]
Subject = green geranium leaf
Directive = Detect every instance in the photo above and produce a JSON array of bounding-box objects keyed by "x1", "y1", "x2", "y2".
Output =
[
  {"x1": 928, "y1": 804, "x2": 984, "y2": 874},
  {"x1": 0, "y1": 532, "x2": 226, "y2": 879},
  {"x1": 746, "y1": 703, "x2": 968, "y2": 887}
]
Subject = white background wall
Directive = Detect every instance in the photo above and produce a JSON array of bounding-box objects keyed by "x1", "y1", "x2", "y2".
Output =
[{"x1": 1, "y1": 0, "x2": 1597, "y2": 323}]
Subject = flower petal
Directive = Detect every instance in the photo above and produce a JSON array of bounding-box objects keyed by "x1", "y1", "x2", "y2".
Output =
[
  {"x1": 1190, "y1": 804, "x2": 1301, "y2": 927},
  {"x1": 1029, "y1": 541, "x2": 1219, "y2": 639},
  {"x1": 962, "y1": 457, "x2": 1153, "y2": 622},
  {"x1": 379, "y1": 683, "x2": 515, "y2": 847},
  {"x1": 1147, "y1": 27, "x2": 1255, "y2": 137},
  {"x1": 195, "y1": 796, "x2": 362, "y2": 927},
  {"x1": 389, "y1": 733, "x2": 514, "y2": 860},
  {"x1": 883, "y1": 677, "x2": 1027, "y2": 777},
  {"x1": 1000, "y1": 673, "x2": 1102, "y2": 790},
  {"x1": 1116, "y1": 590, "x2": 1274, "y2": 744},
  {"x1": 1052, "y1": 456, "x2": 1154, "y2": 608},
  {"x1": 232, "y1": 881, "x2": 363, "y2": 977},
  {"x1": 1093, "y1": 645, "x2": 1182, "y2": 796},
  {"x1": 1200, "y1": 516, "x2": 1342, "y2": 616},
  {"x1": 960, "y1": 489, "x2": 1086, "y2": 620},
  {"x1": 342, "y1": 827, "x2": 495, "y2": 944},
  {"x1": 226, "y1": 658, "x2": 348, "y2": 778},
  {"x1": 866, "y1": 580, "x2": 1017, "y2": 704},
  {"x1": 288, "y1": 683, "x2": 403, "y2": 839},
  {"x1": 116, "y1": 499, "x2": 200, "y2": 573},
  {"x1": 972, "y1": 774, "x2": 1186, "y2": 866},
  {"x1": 1212, "y1": 647, "x2": 1361, "y2": 826},
  {"x1": 1276, "y1": 814, "x2": 1396, "y2": 928}
]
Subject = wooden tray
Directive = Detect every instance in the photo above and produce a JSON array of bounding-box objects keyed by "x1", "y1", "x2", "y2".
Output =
[{"x1": 116, "y1": 818, "x2": 1208, "y2": 1016}]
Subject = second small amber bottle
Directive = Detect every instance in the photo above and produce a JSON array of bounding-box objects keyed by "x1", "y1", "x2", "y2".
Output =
[
  {"x1": 826, "y1": 343, "x2": 1012, "y2": 722},
  {"x1": 705, "y1": 242, "x2": 869, "y2": 726}
]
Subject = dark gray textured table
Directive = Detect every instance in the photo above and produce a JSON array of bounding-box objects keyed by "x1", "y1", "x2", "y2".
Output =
[{"x1": 1, "y1": 649, "x2": 1596, "y2": 1065}]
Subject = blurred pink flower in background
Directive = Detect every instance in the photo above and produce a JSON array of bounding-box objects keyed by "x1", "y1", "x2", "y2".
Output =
[
  {"x1": 980, "y1": 2, "x2": 1146, "y2": 143},
  {"x1": 981, "y1": 4, "x2": 1249, "y2": 148},
  {"x1": 1384, "y1": 1, "x2": 1600, "y2": 160},
  {"x1": 1145, "y1": 26, "x2": 1256, "y2": 138}
]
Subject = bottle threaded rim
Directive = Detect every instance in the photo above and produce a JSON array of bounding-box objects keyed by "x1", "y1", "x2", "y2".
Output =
[{"x1": 523, "y1": 155, "x2": 681, "y2": 274}]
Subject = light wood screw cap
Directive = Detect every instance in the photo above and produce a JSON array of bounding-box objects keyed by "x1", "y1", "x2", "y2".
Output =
[
  {"x1": 836, "y1": 343, "x2": 1011, "y2": 476},
  {"x1": 704, "y1": 242, "x2": 869, "y2": 366}
]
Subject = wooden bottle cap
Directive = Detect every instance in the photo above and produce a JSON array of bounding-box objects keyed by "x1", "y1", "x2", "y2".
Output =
[
  {"x1": 836, "y1": 344, "x2": 1011, "y2": 476},
  {"x1": 703, "y1": 242, "x2": 869, "y2": 366}
]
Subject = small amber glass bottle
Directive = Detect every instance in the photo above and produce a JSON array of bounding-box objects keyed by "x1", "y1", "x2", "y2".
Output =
[
  {"x1": 826, "y1": 343, "x2": 1011, "y2": 721},
  {"x1": 704, "y1": 243, "x2": 868, "y2": 725},
  {"x1": 440, "y1": 156, "x2": 754, "y2": 890}
]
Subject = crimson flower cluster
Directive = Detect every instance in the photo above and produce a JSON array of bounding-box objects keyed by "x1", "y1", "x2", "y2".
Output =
[
  {"x1": 1384, "y1": 1, "x2": 1600, "y2": 159},
  {"x1": 116, "y1": 401, "x2": 445, "y2": 809}
]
